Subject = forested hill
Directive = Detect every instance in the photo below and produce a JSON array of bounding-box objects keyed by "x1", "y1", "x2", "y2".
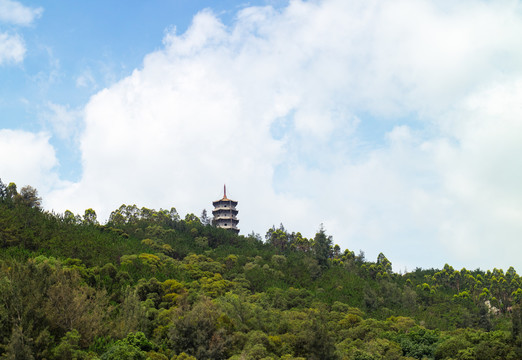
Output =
[{"x1": 1, "y1": 180, "x2": 521, "y2": 359}]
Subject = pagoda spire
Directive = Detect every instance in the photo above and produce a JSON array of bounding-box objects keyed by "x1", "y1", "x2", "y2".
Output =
[{"x1": 224, "y1": 184, "x2": 227, "y2": 199}]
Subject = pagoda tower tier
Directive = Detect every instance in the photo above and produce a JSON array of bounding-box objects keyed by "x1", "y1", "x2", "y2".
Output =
[{"x1": 212, "y1": 185, "x2": 239, "y2": 233}]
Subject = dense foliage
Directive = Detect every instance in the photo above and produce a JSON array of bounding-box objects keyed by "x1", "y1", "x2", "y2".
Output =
[{"x1": 0, "y1": 179, "x2": 521, "y2": 359}]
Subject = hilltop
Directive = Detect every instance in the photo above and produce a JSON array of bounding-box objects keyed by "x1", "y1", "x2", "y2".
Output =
[{"x1": 0, "y1": 180, "x2": 521, "y2": 359}]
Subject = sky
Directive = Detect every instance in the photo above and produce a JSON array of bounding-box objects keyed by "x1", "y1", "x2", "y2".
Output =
[{"x1": 1, "y1": 0, "x2": 522, "y2": 273}]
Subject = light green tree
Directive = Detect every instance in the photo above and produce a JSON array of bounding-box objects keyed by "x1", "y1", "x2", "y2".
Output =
[{"x1": 83, "y1": 208, "x2": 98, "y2": 225}]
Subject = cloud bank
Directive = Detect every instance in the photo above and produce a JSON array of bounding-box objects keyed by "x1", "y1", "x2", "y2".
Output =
[
  {"x1": 0, "y1": 129, "x2": 63, "y2": 194},
  {"x1": 30, "y1": 0, "x2": 522, "y2": 271}
]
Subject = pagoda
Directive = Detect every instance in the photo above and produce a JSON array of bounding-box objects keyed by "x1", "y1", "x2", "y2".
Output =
[{"x1": 212, "y1": 185, "x2": 239, "y2": 233}]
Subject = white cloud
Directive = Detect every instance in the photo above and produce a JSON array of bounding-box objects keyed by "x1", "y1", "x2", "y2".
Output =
[
  {"x1": 46, "y1": 0, "x2": 522, "y2": 272},
  {"x1": 43, "y1": 102, "x2": 83, "y2": 141},
  {"x1": 430, "y1": 80, "x2": 522, "y2": 269},
  {"x1": 0, "y1": 0, "x2": 43, "y2": 26},
  {"x1": 0, "y1": 1, "x2": 43, "y2": 65},
  {"x1": 0, "y1": 32, "x2": 25, "y2": 64},
  {"x1": 0, "y1": 130, "x2": 65, "y2": 201}
]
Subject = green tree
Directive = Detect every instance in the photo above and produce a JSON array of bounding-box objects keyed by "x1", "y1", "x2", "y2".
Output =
[
  {"x1": 16, "y1": 185, "x2": 42, "y2": 209},
  {"x1": 376, "y1": 252, "x2": 392, "y2": 274},
  {"x1": 169, "y1": 298, "x2": 229, "y2": 359},
  {"x1": 6, "y1": 182, "x2": 18, "y2": 201},
  {"x1": 52, "y1": 330, "x2": 85, "y2": 360},
  {"x1": 434, "y1": 333, "x2": 472, "y2": 360},
  {"x1": 101, "y1": 332, "x2": 153, "y2": 360},
  {"x1": 184, "y1": 213, "x2": 200, "y2": 225},
  {"x1": 290, "y1": 232, "x2": 311, "y2": 252},
  {"x1": 293, "y1": 309, "x2": 336, "y2": 360},
  {"x1": 312, "y1": 225, "x2": 333, "y2": 268},
  {"x1": 45, "y1": 269, "x2": 108, "y2": 346},
  {"x1": 266, "y1": 224, "x2": 290, "y2": 252},
  {"x1": 3, "y1": 324, "x2": 34, "y2": 360},
  {"x1": 83, "y1": 208, "x2": 99, "y2": 225},
  {"x1": 63, "y1": 210, "x2": 81, "y2": 224}
]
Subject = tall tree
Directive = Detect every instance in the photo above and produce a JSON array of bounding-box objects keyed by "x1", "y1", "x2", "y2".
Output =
[
  {"x1": 5, "y1": 182, "x2": 18, "y2": 203},
  {"x1": 266, "y1": 227, "x2": 289, "y2": 252},
  {"x1": 312, "y1": 225, "x2": 333, "y2": 269},
  {"x1": 200, "y1": 209, "x2": 210, "y2": 226},
  {"x1": 83, "y1": 208, "x2": 98, "y2": 225},
  {"x1": 0, "y1": 178, "x2": 7, "y2": 199},
  {"x1": 376, "y1": 252, "x2": 392, "y2": 274},
  {"x1": 17, "y1": 186, "x2": 42, "y2": 209}
]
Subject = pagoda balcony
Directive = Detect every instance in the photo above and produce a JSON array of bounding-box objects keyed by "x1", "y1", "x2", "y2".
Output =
[
  {"x1": 212, "y1": 211, "x2": 238, "y2": 217},
  {"x1": 219, "y1": 224, "x2": 240, "y2": 231},
  {"x1": 213, "y1": 205, "x2": 238, "y2": 211},
  {"x1": 214, "y1": 217, "x2": 239, "y2": 223}
]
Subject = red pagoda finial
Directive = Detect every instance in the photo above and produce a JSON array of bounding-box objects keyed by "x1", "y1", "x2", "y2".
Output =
[{"x1": 224, "y1": 184, "x2": 227, "y2": 199}]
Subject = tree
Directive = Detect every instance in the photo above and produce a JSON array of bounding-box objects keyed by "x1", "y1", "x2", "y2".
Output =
[
  {"x1": 200, "y1": 209, "x2": 211, "y2": 226},
  {"x1": 169, "y1": 298, "x2": 230, "y2": 359},
  {"x1": 17, "y1": 185, "x2": 42, "y2": 209},
  {"x1": 45, "y1": 269, "x2": 108, "y2": 346},
  {"x1": 83, "y1": 208, "x2": 98, "y2": 225},
  {"x1": 376, "y1": 253, "x2": 392, "y2": 274},
  {"x1": 2, "y1": 182, "x2": 18, "y2": 204},
  {"x1": 101, "y1": 342, "x2": 145, "y2": 360},
  {"x1": 0, "y1": 178, "x2": 7, "y2": 199},
  {"x1": 266, "y1": 225, "x2": 290, "y2": 252},
  {"x1": 172, "y1": 354, "x2": 197, "y2": 360},
  {"x1": 113, "y1": 287, "x2": 149, "y2": 338},
  {"x1": 167, "y1": 207, "x2": 181, "y2": 222},
  {"x1": 290, "y1": 232, "x2": 311, "y2": 252},
  {"x1": 293, "y1": 309, "x2": 336, "y2": 360},
  {"x1": 433, "y1": 333, "x2": 472, "y2": 360},
  {"x1": 312, "y1": 225, "x2": 333, "y2": 268},
  {"x1": 52, "y1": 330, "x2": 84, "y2": 360},
  {"x1": 333, "y1": 244, "x2": 341, "y2": 259},
  {"x1": 63, "y1": 210, "x2": 81, "y2": 224},
  {"x1": 355, "y1": 250, "x2": 366, "y2": 265},
  {"x1": 184, "y1": 213, "x2": 200, "y2": 225},
  {"x1": 3, "y1": 324, "x2": 34, "y2": 360}
]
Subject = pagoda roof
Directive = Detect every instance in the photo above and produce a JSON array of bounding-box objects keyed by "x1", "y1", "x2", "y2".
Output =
[
  {"x1": 213, "y1": 184, "x2": 238, "y2": 205},
  {"x1": 213, "y1": 197, "x2": 238, "y2": 205}
]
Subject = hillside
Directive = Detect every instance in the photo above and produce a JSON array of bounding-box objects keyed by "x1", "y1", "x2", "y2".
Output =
[{"x1": 0, "y1": 180, "x2": 521, "y2": 359}]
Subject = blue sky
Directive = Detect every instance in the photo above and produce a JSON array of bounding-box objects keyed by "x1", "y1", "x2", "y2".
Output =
[
  {"x1": 2, "y1": 0, "x2": 522, "y2": 272},
  {"x1": 2, "y1": 0, "x2": 277, "y2": 180}
]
